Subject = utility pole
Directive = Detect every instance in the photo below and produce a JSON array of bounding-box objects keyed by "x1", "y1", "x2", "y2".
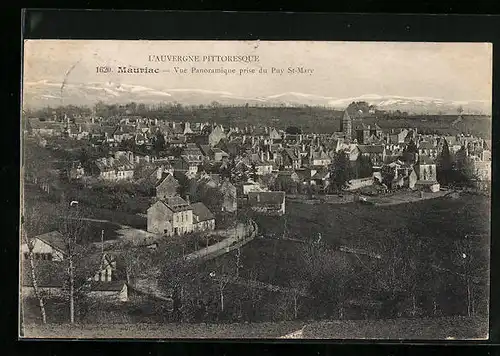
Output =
[{"x1": 101, "y1": 229, "x2": 104, "y2": 257}]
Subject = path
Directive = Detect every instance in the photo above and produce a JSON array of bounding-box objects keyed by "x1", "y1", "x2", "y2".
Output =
[{"x1": 185, "y1": 220, "x2": 258, "y2": 262}]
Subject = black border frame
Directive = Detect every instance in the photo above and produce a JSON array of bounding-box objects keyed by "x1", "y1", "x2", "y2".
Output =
[{"x1": 7, "y1": 8, "x2": 500, "y2": 355}]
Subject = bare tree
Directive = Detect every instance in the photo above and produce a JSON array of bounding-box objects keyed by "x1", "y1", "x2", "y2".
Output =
[
  {"x1": 54, "y1": 203, "x2": 90, "y2": 324},
  {"x1": 289, "y1": 279, "x2": 308, "y2": 319},
  {"x1": 20, "y1": 205, "x2": 47, "y2": 324}
]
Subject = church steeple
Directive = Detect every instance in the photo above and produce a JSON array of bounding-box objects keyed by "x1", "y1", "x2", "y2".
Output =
[{"x1": 340, "y1": 110, "x2": 352, "y2": 139}]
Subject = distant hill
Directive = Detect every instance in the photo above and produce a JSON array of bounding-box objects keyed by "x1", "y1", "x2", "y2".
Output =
[{"x1": 23, "y1": 80, "x2": 491, "y2": 115}]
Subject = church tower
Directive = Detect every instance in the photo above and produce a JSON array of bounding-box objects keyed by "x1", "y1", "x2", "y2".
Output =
[{"x1": 340, "y1": 110, "x2": 352, "y2": 139}]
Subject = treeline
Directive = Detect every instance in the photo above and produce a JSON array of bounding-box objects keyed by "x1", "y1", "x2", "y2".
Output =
[{"x1": 26, "y1": 101, "x2": 491, "y2": 139}]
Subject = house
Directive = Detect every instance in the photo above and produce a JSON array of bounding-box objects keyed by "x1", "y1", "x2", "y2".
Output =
[
  {"x1": 310, "y1": 169, "x2": 330, "y2": 189},
  {"x1": 414, "y1": 155, "x2": 440, "y2": 192},
  {"x1": 247, "y1": 191, "x2": 286, "y2": 216},
  {"x1": 181, "y1": 143, "x2": 204, "y2": 161},
  {"x1": 88, "y1": 281, "x2": 129, "y2": 302},
  {"x1": 208, "y1": 125, "x2": 227, "y2": 147},
  {"x1": 357, "y1": 145, "x2": 386, "y2": 166},
  {"x1": 241, "y1": 181, "x2": 266, "y2": 196},
  {"x1": 156, "y1": 173, "x2": 180, "y2": 199},
  {"x1": 220, "y1": 179, "x2": 237, "y2": 213},
  {"x1": 27, "y1": 119, "x2": 64, "y2": 137},
  {"x1": 69, "y1": 161, "x2": 85, "y2": 180},
  {"x1": 136, "y1": 163, "x2": 174, "y2": 186},
  {"x1": 93, "y1": 155, "x2": 134, "y2": 181},
  {"x1": 91, "y1": 253, "x2": 118, "y2": 282},
  {"x1": 191, "y1": 202, "x2": 216, "y2": 232},
  {"x1": 268, "y1": 128, "x2": 282, "y2": 140},
  {"x1": 173, "y1": 157, "x2": 199, "y2": 177},
  {"x1": 21, "y1": 231, "x2": 67, "y2": 261},
  {"x1": 308, "y1": 147, "x2": 332, "y2": 167},
  {"x1": 212, "y1": 148, "x2": 230, "y2": 162},
  {"x1": 418, "y1": 141, "x2": 438, "y2": 158},
  {"x1": 387, "y1": 128, "x2": 409, "y2": 144},
  {"x1": 253, "y1": 160, "x2": 274, "y2": 176},
  {"x1": 354, "y1": 123, "x2": 382, "y2": 144},
  {"x1": 281, "y1": 148, "x2": 301, "y2": 170},
  {"x1": 473, "y1": 160, "x2": 491, "y2": 181},
  {"x1": 146, "y1": 196, "x2": 193, "y2": 236}
]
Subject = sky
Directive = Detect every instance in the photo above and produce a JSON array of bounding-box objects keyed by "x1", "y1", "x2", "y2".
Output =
[{"x1": 23, "y1": 40, "x2": 492, "y2": 103}]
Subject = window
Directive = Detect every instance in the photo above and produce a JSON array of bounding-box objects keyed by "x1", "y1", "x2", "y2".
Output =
[{"x1": 24, "y1": 253, "x2": 29, "y2": 259}]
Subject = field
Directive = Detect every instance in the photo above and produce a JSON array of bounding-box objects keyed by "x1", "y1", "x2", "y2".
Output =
[
  {"x1": 21, "y1": 316, "x2": 487, "y2": 339},
  {"x1": 200, "y1": 194, "x2": 490, "y2": 321},
  {"x1": 255, "y1": 194, "x2": 490, "y2": 254}
]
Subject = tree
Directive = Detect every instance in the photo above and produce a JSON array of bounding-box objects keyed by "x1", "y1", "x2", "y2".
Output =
[
  {"x1": 402, "y1": 139, "x2": 418, "y2": 163},
  {"x1": 381, "y1": 165, "x2": 396, "y2": 190},
  {"x1": 152, "y1": 131, "x2": 166, "y2": 155},
  {"x1": 329, "y1": 151, "x2": 352, "y2": 192},
  {"x1": 356, "y1": 155, "x2": 373, "y2": 179},
  {"x1": 436, "y1": 139, "x2": 453, "y2": 185},
  {"x1": 454, "y1": 146, "x2": 480, "y2": 187},
  {"x1": 54, "y1": 203, "x2": 92, "y2": 324},
  {"x1": 301, "y1": 242, "x2": 355, "y2": 319},
  {"x1": 259, "y1": 173, "x2": 276, "y2": 190},
  {"x1": 285, "y1": 126, "x2": 302, "y2": 135},
  {"x1": 346, "y1": 101, "x2": 371, "y2": 117},
  {"x1": 21, "y1": 205, "x2": 48, "y2": 324}
]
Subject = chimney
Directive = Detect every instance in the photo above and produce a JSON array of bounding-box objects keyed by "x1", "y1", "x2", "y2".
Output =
[
  {"x1": 260, "y1": 151, "x2": 264, "y2": 161},
  {"x1": 108, "y1": 157, "x2": 114, "y2": 166},
  {"x1": 266, "y1": 150, "x2": 270, "y2": 161},
  {"x1": 256, "y1": 193, "x2": 260, "y2": 202},
  {"x1": 185, "y1": 194, "x2": 190, "y2": 205}
]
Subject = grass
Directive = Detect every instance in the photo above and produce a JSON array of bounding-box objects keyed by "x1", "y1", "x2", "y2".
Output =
[
  {"x1": 201, "y1": 194, "x2": 491, "y2": 320},
  {"x1": 21, "y1": 316, "x2": 488, "y2": 339},
  {"x1": 254, "y1": 194, "x2": 490, "y2": 254}
]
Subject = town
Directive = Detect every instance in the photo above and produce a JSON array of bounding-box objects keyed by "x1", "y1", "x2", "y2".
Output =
[{"x1": 20, "y1": 101, "x2": 491, "y2": 335}]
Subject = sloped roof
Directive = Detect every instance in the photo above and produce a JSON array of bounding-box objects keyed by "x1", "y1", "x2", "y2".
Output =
[
  {"x1": 417, "y1": 155, "x2": 435, "y2": 165},
  {"x1": 199, "y1": 145, "x2": 212, "y2": 156},
  {"x1": 248, "y1": 191, "x2": 285, "y2": 206},
  {"x1": 311, "y1": 150, "x2": 331, "y2": 160},
  {"x1": 312, "y1": 170, "x2": 329, "y2": 180},
  {"x1": 163, "y1": 196, "x2": 189, "y2": 209},
  {"x1": 35, "y1": 231, "x2": 67, "y2": 255},
  {"x1": 190, "y1": 202, "x2": 215, "y2": 222},
  {"x1": 358, "y1": 145, "x2": 385, "y2": 154},
  {"x1": 156, "y1": 173, "x2": 179, "y2": 189},
  {"x1": 282, "y1": 148, "x2": 299, "y2": 160},
  {"x1": 418, "y1": 141, "x2": 435, "y2": 150},
  {"x1": 90, "y1": 280, "x2": 127, "y2": 292}
]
